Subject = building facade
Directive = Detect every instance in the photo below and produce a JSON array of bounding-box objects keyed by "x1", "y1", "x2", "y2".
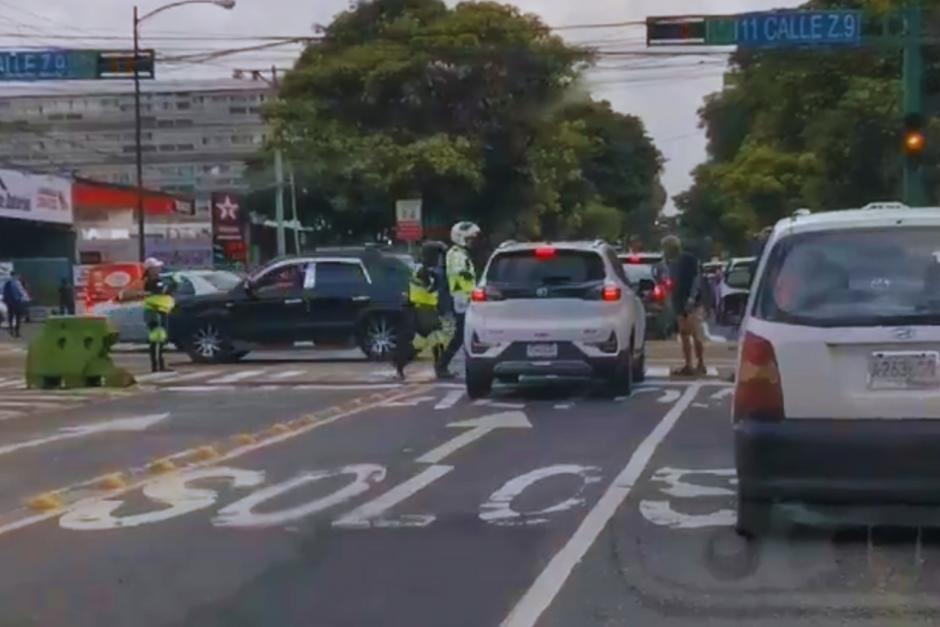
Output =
[{"x1": 0, "y1": 78, "x2": 273, "y2": 205}]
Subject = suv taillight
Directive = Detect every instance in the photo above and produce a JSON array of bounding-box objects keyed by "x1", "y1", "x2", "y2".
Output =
[
  {"x1": 471, "y1": 286, "x2": 503, "y2": 302},
  {"x1": 602, "y1": 285, "x2": 622, "y2": 302},
  {"x1": 733, "y1": 332, "x2": 784, "y2": 422}
]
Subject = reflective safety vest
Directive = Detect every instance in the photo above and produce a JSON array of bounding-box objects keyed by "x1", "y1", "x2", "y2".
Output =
[
  {"x1": 446, "y1": 245, "x2": 476, "y2": 313},
  {"x1": 409, "y1": 267, "x2": 439, "y2": 309},
  {"x1": 144, "y1": 294, "x2": 175, "y2": 314}
]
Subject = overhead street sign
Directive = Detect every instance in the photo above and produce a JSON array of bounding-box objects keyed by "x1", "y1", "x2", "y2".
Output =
[
  {"x1": 0, "y1": 49, "x2": 155, "y2": 81},
  {"x1": 647, "y1": 10, "x2": 863, "y2": 48}
]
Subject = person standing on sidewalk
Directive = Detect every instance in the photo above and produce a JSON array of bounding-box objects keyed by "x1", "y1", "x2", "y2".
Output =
[
  {"x1": 435, "y1": 221, "x2": 481, "y2": 379},
  {"x1": 662, "y1": 235, "x2": 707, "y2": 376},
  {"x1": 2, "y1": 272, "x2": 28, "y2": 338}
]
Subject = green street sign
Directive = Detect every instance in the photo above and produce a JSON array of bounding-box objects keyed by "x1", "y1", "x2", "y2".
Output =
[{"x1": 705, "y1": 17, "x2": 737, "y2": 46}]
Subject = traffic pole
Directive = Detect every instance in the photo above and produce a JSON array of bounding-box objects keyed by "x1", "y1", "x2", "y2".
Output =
[
  {"x1": 133, "y1": 5, "x2": 146, "y2": 262},
  {"x1": 902, "y1": 3, "x2": 925, "y2": 206}
]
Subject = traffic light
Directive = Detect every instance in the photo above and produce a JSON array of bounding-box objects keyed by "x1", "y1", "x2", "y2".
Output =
[{"x1": 903, "y1": 113, "x2": 926, "y2": 158}]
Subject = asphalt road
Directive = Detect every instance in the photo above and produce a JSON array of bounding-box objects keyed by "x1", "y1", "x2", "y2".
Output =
[{"x1": 0, "y1": 346, "x2": 935, "y2": 626}]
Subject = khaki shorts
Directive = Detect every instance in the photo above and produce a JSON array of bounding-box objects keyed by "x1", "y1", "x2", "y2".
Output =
[{"x1": 676, "y1": 307, "x2": 704, "y2": 342}]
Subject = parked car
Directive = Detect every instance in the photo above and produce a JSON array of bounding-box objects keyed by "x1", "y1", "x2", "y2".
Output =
[
  {"x1": 620, "y1": 253, "x2": 674, "y2": 339},
  {"x1": 716, "y1": 257, "x2": 756, "y2": 325},
  {"x1": 734, "y1": 205, "x2": 940, "y2": 537},
  {"x1": 169, "y1": 250, "x2": 412, "y2": 363},
  {"x1": 94, "y1": 270, "x2": 242, "y2": 343},
  {"x1": 464, "y1": 241, "x2": 647, "y2": 398}
]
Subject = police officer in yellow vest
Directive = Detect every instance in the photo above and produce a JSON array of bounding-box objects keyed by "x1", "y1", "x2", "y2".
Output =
[
  {"x1": 119, "y1": 257, "x2": 177, "y2": 373},
  {"x1": 394, "y1": 242, "x2": 445, "y2": 380},
  {"x1": 436, "y1": 221, "x2": 481, "y2": 379}
]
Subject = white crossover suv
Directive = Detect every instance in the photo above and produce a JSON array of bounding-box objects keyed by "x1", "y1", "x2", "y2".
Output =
[
  {"x1": 464, "y1": 240, "x2": 647, "y2": 398},
  {"x1": 734, "y1": 203, "x2": 940, "y2": 536}
]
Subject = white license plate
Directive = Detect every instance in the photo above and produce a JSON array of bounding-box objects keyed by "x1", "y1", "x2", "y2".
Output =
[
  {"x1": 527, "y1": 343, "x2": 558, "y2": 359},
  {"x1": 868, "y1": 351, "x2": 940, "y2": 389}
]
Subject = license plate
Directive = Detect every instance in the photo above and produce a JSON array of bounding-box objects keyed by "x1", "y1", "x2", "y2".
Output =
[
  {"x1": 527, "y1": 343, "x2": 558, "y2": 359},
  {"x1": 868, "y1": 351, "x2": 940, "y2": 389}
]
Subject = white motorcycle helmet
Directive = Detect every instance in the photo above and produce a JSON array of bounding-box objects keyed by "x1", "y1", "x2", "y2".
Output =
[{"x1": 450, "y1": 221, "x2": 481, "y2": 248}]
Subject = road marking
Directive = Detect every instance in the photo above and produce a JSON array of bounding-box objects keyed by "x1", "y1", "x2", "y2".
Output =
[
  {"x1": 646, "y1": 366, "x2": 719, "y2": 378},
  {"x1": 639, "y1": 500, "x2": 736, "y2": 529},
  {"x1": 500, "y1": 383, "x2": 702, "y2": 627},
  {"x1": 434, "y1": 389, "x2": 464, "y2": 410},
  {"x1": 0, "y1": 401, "x2": 70, "y2": 410},
  {"x1": 692, "y1": 402, "x2": 709, "y2": 408},
  {"x1": 0, "y1": 378, "x2": 23, "y2": 389},
  {"x1": 0, "y1": 413, "x2": 169, "y2": 458},
  {"x1": 207, "y1": 369, "x2": 267, "y2": 384},
  {"x1": 266, "y1": 369, "x2": 306, "y2": 381},
  {"x1": 0, "y1": 393, "x2": 87, "y2": 402},
  {"x1": 473, "y1": 399, "x2": 526, "y2": 409},
  {"x1": 333, "y1": 465, "x2": 453, "y2": 529},
  {"x1": 480, "y1": 465, "x2": 602, "y2": 527},
  {"x1": 554, "y1": 403, "x2": 573, "y2": 410},
  {"x1": 634, "y1": 388, "x2": 681, "y2": 404},
  {"x1": 416, "y1": 411, "x2": 532, "y2": 464},
  {"x1": 164, "y1": 369, "x2": 222, "y2": 382},
  {"x1": 0, "y1": 385, "x2": 428, "y2": 539},
  {"x1": 135, "y1": 371, "x2": 180, "y2": 382},
  {"x1": 383, "y1": 396, "x2": 436, "y2": 407},
  {"x1": 711, "y1": 388, "x2": 734, "y2": 401},
  {"x1": 165, "y1": 385, "x2": 236, "y2": 393}
]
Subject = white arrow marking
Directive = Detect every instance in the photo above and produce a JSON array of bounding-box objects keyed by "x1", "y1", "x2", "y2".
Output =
[
  {"x1": 711, "y1": 388, "x2": 734, "y2": 401},
  {"x1": 0, "y1": 413, "x2": 169, "y2": 458},
  {"x1": 332, "y1": 465, "x2": 453, "y2": 529},
  {"x1": 416, "y1": 411, "x2": 532, "y2": 464},
  {"x1": 434, "y1": 389, "x2": 464, "y2": 410}
]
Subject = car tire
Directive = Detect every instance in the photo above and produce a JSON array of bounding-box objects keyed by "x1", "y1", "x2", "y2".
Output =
[
  {"x1": 735, "y1": 498, "x2": 772, "y2": 538},
  {"x1": 632, "y1": 349, "x2": 646, "y2": 383},
  {"x1": 606, "y1": 348, "x2": 633, "y2": 397},
  {"x1": 359, "y1": 314, "x2": 398, "y2": 361},
  {"x1": 186, "y1": 323, "x2": 234, "y2": 364},
  {"x1": 466, "y1": 365, "x2": 493, "y2": 399}
]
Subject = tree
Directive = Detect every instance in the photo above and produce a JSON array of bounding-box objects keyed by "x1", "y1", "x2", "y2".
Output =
[
  {"x1": 264, "y1": 0, "x2": 663, "y2": 244},
  {"x1": 678, "y1": 0, "x2": 940, "y2": 253}
]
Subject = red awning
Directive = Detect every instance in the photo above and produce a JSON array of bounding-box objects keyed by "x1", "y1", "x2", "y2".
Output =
[{"x1": 72, "y1": 180, "x2": 192, "y2": 216}]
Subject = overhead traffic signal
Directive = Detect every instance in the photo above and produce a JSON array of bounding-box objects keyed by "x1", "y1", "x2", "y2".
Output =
[{"x1": 903, "y1": 113, "x2": 926, "y2": 158}]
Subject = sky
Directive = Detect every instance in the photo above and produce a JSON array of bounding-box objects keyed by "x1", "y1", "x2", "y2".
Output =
[{"x1": 0, "y1": 0, "x2": 802, "y2": 215}]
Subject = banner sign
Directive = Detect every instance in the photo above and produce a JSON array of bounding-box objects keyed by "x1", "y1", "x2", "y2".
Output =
[
  {"x1": 211, "y1": 192, "x2": 247, "y2": 263},
  {"x1": 395, "y1": 198, "x2": 423, "y2": 242},
  {"x1": 0, "y1": 168, "x2": 73, "y2": 225}
]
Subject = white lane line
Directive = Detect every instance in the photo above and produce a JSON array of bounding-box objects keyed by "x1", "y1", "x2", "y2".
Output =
[
  {"x1": 646, "y1": 366, "x2": 719, "y2": 378},
  {"x1": 500, "y1": 383, "x2": 702, "y2": 627},
  {"x1": 0, "y1": 410, "x2": 23, "y2": 421},
  {"x1": 434, "y1": 389, "x2": 464, "y2": 410},
  {"x1": 292, "y1": 383, "x2": 402, "y2": 391},
  {"x1": 0, "y1": 394, "x2": 87, "y2": 402},
  {"x1": 265, "y1": 369, "x2": 306, "y2": 381},
  {"x1": 207, "y1": 369, "x2": 266, "y2": 384},
  {"x1": 0, "y1": 379, "x2": 24, "y2": 389},
  {"x1": 383, "y1": 396, "x2": 436, "y2": 407},
  {"x1": 554, "y1": 403, "x2": 573, "y2": 410},
  {"x1": 711, "y1": 388, "x2": 734, "y2": 401},
  {"x1": 165, "y1": 385, "x2": 236, "y2": 393},
  {"x1": 135, "y1": 371, "x2": 180, "y2": 382},
  {"x1": 0, "y1": 401, "x2": 73, "y2": 409},
  {"x1": 164, "y1": 369, "x2": 222, "y2": 382}
]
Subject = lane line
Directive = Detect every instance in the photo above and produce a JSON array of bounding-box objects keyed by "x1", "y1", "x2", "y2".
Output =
[
  {"x1": 0, "y1": 379, "x2": 24, "y2": 389},
  {"x1": 265, "y1": 369, "x2": 306, "y2": 381},
  {"x1": 0, "y1": 401, "x2": 73, "y2": 409},
  {"x1": 500, "y1": 383, "x2": 702, "y2": 627},
  {"x1": 434, "y1": 389, "x2": 464, "y2": 410},
  {"x1": 164, "y1": 369, "x2": 222, "y2": 382},
  {"x1": 165, "y1": 385, "x2": 236, "y2": 393},
  {"x1": 207, "y1": 369, "x2": 267, "y2": 384},
  {"x1": 135, "y1": 372, "x2": 180, "y2": 383}
]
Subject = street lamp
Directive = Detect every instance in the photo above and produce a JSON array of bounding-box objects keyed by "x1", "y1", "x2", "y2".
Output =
[{"x1": 133, "y1": 0, "x2": 236, "y2": 262}]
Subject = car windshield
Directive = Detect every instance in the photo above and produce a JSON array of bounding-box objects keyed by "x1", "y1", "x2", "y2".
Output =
[
  {"x1": 486, "y1": 250, "x2": 605, "y2": 285},
  {"x1": 201, "y1": 272, "x2": 242, "y2": 292},
  {"x1": 755, "y1": 227, "x2": 940, "y2": 326},
  {"x1": 724, "y1": 265, "x2": 753, "y2": 289}
]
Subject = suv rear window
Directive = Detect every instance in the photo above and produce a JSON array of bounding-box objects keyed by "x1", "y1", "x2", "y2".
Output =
[
  {"x1": 486, "y1": 250, "x2": 606, "y2": 285},
  {"x1": 755, "y1": 227, "x2": 940, "y2": 327}
]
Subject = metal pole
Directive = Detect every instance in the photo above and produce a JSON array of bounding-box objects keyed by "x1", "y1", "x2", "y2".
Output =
[
  {"x1": 289, "y1": 164, "x2": 301, "y2": 254},
  {"x1": 274, "y1": 148, "x2": 286, "y2": 256},
  {"x1": 133, "y1": 6, "x2": 146, "y2": 261},
  {"x1": 902, "y1": 3, "x2": 925, "y2": 206}
]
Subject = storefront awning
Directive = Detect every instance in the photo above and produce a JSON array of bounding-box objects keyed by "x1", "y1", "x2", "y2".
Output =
[{"x1": 73, "y1": 179, "x2": 193, "y2": 216}]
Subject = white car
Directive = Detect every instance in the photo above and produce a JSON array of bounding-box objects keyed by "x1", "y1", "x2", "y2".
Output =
[
  {"x1": 95, "y1": 270, "x2": 242, "y2": 343},
  {"x1": 464, "y1": 241, "x2": 647, "y2": 398},
  {"x1": 734, "y1": 204, "x2": 940, "y2": 536},
  {"x1": 716, "y1": 256, "x2": 756, "y2": 325}
]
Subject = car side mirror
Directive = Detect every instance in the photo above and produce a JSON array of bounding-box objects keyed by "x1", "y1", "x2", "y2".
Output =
[{"x1": 242, "y1": 279, "x2": 255, "y2": 297}]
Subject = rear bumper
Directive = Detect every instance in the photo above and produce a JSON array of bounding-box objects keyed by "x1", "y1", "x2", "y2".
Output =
[
  {"x1": 736, "y1": 419, "x2": 940, "y2": 504},
  {"x1": 467, "y1": 341, "x2": 619, "y2": 379}
]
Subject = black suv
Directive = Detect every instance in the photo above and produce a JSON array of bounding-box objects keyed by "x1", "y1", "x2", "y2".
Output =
[{"x1": 169, "y1": 249, "x2": 411, "y2": 363}]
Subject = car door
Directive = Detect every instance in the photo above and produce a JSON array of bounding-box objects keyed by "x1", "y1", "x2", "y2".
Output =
[
  {"x1": 306, "y1": 260, "x2": 373, "y2": 341},
  {"x1": 231, "y1": 260, "x2": 311, "y2": 345}
]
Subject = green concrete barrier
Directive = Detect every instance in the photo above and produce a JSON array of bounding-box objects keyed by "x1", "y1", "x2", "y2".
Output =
[{"x1": 25, "y1": 316, "x2": 135, "y2": 389}]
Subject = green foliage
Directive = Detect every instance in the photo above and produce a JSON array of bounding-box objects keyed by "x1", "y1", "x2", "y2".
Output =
[
  {"x1": 265, "y1": 0, "x2": 664, "y2": 243},
  {"x1": 678, "y1": 0, "x2": 940, "y2": 254}
]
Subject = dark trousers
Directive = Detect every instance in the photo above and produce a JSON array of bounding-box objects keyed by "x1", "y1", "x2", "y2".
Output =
[
  {"x1": 436, "y1": 313, "x2": 465, "y2": 372},
  {"x1": 394, "y1": 306, "x2": 417, "y2": 372},
  {"x1": 6, "y1": 303, "x2": 23, "y2": 337}
]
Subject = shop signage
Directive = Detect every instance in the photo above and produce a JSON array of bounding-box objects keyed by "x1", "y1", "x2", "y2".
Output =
[{"x1": 0, "y1": 168, "x2": 73, "y2": 225}]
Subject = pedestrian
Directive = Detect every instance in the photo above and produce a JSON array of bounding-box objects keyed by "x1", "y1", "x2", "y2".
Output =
[
  {"x1": 662, "y1": 235, "x2": 707, "y2": 376},
  {"x1": 1, "y1": 272, "x2": 28, "y2": 338},
  {"x1": 58, "y1": 278, "x2": 75, "y2": 316},
  {"x1": 120, "y1": 258, "x2": 177, "y2": 372},
  {"x1": 394, "y1": 241, "x2": 445, "y2": 380},
  {"x1": 435, "y1": 221, "x2": 481, "y2": 379}
]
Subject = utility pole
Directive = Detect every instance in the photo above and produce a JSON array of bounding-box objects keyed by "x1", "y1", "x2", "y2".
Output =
[
  {"x1": 289, "y1": 164, "x2": 301, "y2": 253},
  {"x1": 902, "y1": 3, "x2": 926, "y2": 206},
  {"x1": 270, "y1": 66, "x2": 287, "y2": 257},
  {"x1": 133, "y1": 5, "x2": 146, "y2": 262}
]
